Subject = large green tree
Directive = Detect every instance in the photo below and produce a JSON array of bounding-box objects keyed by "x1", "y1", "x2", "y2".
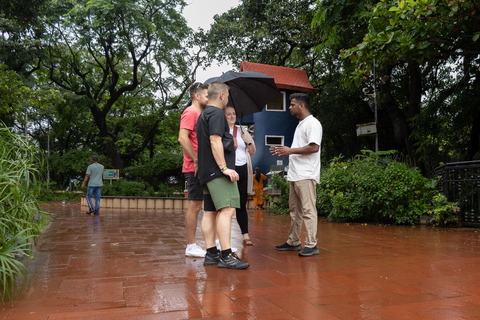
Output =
[
  {"x1": 42, "y1": 0, "x2": 196, "y2": 169},
  {"x1": 203, "y1": 0, "x2": 321, "y2": 68},
  {"x1": 205, "y1": 0, "x2": 480, "y2": 170},
  {"x1": 0, "y1": 0, "x2": 47, "y2": 75},
  {"x1": 203, "y1": 0, "x2": 379, "y2": 159},
  {"x1": 338, "y1": 0, "x2": 480, "y2": 168}
]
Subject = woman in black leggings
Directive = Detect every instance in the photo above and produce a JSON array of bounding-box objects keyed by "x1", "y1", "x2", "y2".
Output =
[{"x1": 225, "y1": 106, "x2": 256, "y2": 245}]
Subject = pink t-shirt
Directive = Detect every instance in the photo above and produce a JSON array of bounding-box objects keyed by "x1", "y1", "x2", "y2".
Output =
[{"x1": 180, "y1": 106, "x2": 200, "y2": 173}]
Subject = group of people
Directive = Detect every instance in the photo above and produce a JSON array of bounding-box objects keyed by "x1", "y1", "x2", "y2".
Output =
[
  {"x1": 179, "y1": 82, "x2": 251, "y2": 269},
  {"x1": 178, "y1": 81, "x2": 323, "y2": 270},
  {"x1": 80, "y1": 80, "x2": 323, "y2": 270}
]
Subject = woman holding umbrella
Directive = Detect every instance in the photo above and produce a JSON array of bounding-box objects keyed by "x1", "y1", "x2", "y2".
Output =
[{"x1": 225, "y1": 106, "x2": 256, "y2": 246}]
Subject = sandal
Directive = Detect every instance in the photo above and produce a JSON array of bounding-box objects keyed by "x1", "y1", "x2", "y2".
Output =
[{"x1": 242, "y1": 239, "x2": 254, "y2": 246}]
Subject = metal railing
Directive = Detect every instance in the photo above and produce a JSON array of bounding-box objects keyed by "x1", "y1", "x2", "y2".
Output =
[{"x1": 429, "y1": 161, "x2": 480, "y2": 226}]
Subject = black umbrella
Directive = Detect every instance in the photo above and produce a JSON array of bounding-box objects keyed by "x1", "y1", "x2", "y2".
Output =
[{"x1": 204, "y1": 70, "x2": 280, "y2": 118}]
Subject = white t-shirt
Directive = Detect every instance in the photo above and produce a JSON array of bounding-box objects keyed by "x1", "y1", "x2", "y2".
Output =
[
  {"x1": 230, "y1": 126, "x2": 247, "y2": 166},
  {"x1": 287, "y1": 115, "x2": 322, "y2": 183}
]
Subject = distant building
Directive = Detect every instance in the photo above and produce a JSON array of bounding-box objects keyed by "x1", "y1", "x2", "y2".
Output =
[{"x1": 238, "y1": 61, "x2": 317, "y2": 177}]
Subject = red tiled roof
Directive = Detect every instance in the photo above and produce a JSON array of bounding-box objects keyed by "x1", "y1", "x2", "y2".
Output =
[{"x1": 239, "y1": 61, "x2": 317, "y2": 93}]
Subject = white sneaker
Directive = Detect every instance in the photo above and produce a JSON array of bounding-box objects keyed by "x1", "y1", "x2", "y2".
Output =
[
  {"x1": 185, "y1": 243, "x2": 206, "y2": 257},
  {"x1": 215, "y1": 239, "x2": 238, "y2": 253}
]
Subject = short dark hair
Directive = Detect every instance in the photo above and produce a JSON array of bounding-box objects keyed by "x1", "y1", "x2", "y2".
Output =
[
  {"x1": 208, "y1": 82, "x2": 229, "y2": 101},
  {"x1": 189, "y1": 82, "x2": 209, "y2": 99},
  {"x1": 290, "y1": 93, "x2": 310, "y2": 109},
  {"x1": 92, "y1": 156, "x2": 99, "y2": 162}
]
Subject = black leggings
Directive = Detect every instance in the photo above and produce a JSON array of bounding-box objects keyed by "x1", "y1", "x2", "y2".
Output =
[{"x1": 235, "y1": 164, "x2": 249, "y2": 235}]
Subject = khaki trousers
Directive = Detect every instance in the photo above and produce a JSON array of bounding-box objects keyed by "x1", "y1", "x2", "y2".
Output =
[{"x1": 287, "y1": 179, "x2": 318, "y2": 248}]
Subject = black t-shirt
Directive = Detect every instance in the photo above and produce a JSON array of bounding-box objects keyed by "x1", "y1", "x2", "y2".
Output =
[{"x1": 196, "y1": 105, "x2": 235, "y2": 185}]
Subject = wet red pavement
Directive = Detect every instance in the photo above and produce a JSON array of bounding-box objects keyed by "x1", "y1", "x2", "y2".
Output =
[{"x1": 2, "y1": 202, "x2": 480, "y2": 319}]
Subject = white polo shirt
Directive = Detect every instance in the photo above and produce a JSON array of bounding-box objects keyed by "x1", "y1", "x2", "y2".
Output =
[{"x1": 287, "y1": 115, "x2": 322, "y2": 183}]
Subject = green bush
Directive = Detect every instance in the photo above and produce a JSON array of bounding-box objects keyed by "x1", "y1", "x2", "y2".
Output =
[
  {"x1": 156, "y1": 183, "x2": 177, "y2": 197},
  {"x1": 38, "y1": 182, "x2": 82, "y2": 202},
  {"x1": 427, "y1": 194, "x2": 460, "y2": 227},
  {"x1": 266, "y1": 174, "x2": 290, "y2": 215},
  {"x1": 0, "y1": 125, "x2": 50, "y2": 301},
  {"x1": 317, "y1": 150, "x2": 453, "y2": 225},
  {"x1": 102, "y1": 179, "x2": 149, "y2": 197}
]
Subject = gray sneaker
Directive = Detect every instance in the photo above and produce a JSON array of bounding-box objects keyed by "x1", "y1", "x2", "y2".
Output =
[
  {"x1": 204, "y1": 251, "x2": 220, "y2": 266},
  {"x1": 217, "y1": 253, "x2": 249, "y2": 270},
  {"x1": 298, "y1": 246, "x2": 320, "y2": 257},
  {"x1": 275, "y1": 242, "x2": 302, "y2": 251}
]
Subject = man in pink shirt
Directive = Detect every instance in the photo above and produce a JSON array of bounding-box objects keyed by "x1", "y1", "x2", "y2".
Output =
[{"x1": 178, "y1": 82, "x2": 209, "y2": 257}]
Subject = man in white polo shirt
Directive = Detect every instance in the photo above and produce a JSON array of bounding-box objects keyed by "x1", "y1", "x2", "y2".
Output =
[{"x1": 270, "y1": 93, "x2": 323, "y2": 257}]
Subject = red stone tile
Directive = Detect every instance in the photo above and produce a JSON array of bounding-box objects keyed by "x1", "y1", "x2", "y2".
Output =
[
  {"x1": 154, "y1": 286, "x2": 201, "y2": 312},
  {"x1": 5, "y1": 203, "x2": 480, "y2": 319},
  {"x1": 372, "y1": 305, "x2": 433, "y2": 319},
  {"x1": 320, "y1": 275, "x2": 378, "y2": 292},
  {"x1": 233, "y1": 295, "x2": 299, "y2": 318},
  {"x1": 3, "y1": 301, "x2": 126, "y2": 319},
  {"x1": 229, "y1": 284, "x2": 313, "y2": 299},
  {"x1": 266, "y1": 296, "x2": 338, "y2": 319},
  {"x1": 401, "y1": 297, "x2": 472, "y2": 314},
  {"x1": 194, "y1": 291, "x2": 245, "y2": 316},
  {"x1": 320, "y1": 302, "x2": 382, "y2": 320},
  {"x1": 46, "y1": 306, "x2": 179, "y2": 319},
  {"x1": 419, "y1": 306, "x2": 480, "y2": 319},
  {"x1": 55, "y1": 278, "x2": 92, "y2": 303},
  {"x1": 123, "y1": 286, "x2": 165, "y2": 309},
  {"x1": 91, "y1": 279, "x2": 124, "y2": 303}
]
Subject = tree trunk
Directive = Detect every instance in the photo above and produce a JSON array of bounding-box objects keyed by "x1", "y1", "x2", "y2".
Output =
[
  {"x1": 407, "y1": 62, "x2": 425, "y2": 173},
  {"x1": 90, "y1": 105, "x2": 125, "y2": 169},
  {"x1": 466, "y1": 109, "x2": 480, "y2": 160},
  {"x1": 379, "y1": 63, "x2": 425, "y2": 172},
  {"x1": 466, "y1": 70, "x2": 480, "y2": 160}
]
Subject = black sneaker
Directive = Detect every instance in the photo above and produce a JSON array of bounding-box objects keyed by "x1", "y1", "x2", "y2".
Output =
[
  {"x1": 204, "y1": 251, "x2": 220, "y2": 266},
  {"x1": 85, "y1": 210, "x2": 94, "y2": 215},
  {"x1": 217, "y1": 253, "x2": 249, "y2": 270},
  {"x1": 298, "y1": 246, "x2": 320, "y2": 257},
  {"x1": 275, "y1": 242, "x2": 302, "y2": 251}
]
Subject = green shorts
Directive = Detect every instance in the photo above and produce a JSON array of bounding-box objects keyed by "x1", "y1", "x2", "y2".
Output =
[{"x1": 204, "y1": 176, "x2": 240, "y2": 211}]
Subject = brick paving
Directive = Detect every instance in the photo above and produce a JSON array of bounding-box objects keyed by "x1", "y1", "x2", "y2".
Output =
[{"x1": 2, "y1": 202, "x2": 480, "y2": 319}]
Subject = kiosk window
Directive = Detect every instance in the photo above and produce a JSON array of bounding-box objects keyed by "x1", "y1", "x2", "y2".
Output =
[
  {"x1": 265, "y1": 135, "x2": 284, "y2": 146},
  {"x1": 266, "y1": 92, "x2": 286, "y2": 111}
]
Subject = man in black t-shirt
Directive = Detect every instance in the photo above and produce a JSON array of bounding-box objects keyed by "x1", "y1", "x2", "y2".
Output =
[{"x1": 196, "y1": 82, "x2": 249, "y2": 270}]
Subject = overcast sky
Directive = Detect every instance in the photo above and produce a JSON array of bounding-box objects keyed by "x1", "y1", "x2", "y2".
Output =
[{"x1": 182, "y1": 0, "x2": 241, "y2": 82}]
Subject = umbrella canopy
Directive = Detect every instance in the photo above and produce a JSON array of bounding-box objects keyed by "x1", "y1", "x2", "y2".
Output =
[{"x1": 204, "y1": 71, "x2": 280, "y2": 118}]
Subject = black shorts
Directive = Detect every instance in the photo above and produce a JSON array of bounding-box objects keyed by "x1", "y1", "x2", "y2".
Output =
[{"x1": 184, "y1": 172, "x2": 203, "y2": 201}]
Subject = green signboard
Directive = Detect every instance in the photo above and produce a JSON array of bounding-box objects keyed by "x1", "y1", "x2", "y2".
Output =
[{"x1": 103, "y1": 169, "x2": 119, "y2": 180}]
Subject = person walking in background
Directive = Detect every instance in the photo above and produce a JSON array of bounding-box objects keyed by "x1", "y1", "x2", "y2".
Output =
[
  {"x1": 270, "y1": 93, "x2": 322, "y2": 257},
  {"x1": 225, "y1": 106, "x2": 256, "y2": 246},
  {"x1": 178, "y1": 82, "x2": 209, "y2": 258},
  {"x1": 253, "y1": 167, "x2": 267, "y2": 209},
  {"x1": 81, "y1": 156, "x2": 104, "y2": 215},
  {"x1": 196, "y1": 82, "x2": 249, "y2": 270}
]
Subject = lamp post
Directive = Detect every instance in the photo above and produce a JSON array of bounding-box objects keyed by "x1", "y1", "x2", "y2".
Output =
[
  {"x1": 358, "y1": 60, "x2": 379, "y2": 151},
  {"x1": 373, "y1": 59, "x2": 378, "y2": 152},
  {"x1": 47, "y1": 122, "x2": 50, "y2": 188}
]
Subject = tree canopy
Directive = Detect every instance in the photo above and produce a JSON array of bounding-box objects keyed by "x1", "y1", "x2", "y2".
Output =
[
  {"x1": 41, "y1": 0, "x2": 195, "y2": 169},
  {"x1": 1, "y1": 0, "x2": 480, "y2": 190},
  {"x1": 202, "y1": 0, "x2": 480, "y2": 171}
]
